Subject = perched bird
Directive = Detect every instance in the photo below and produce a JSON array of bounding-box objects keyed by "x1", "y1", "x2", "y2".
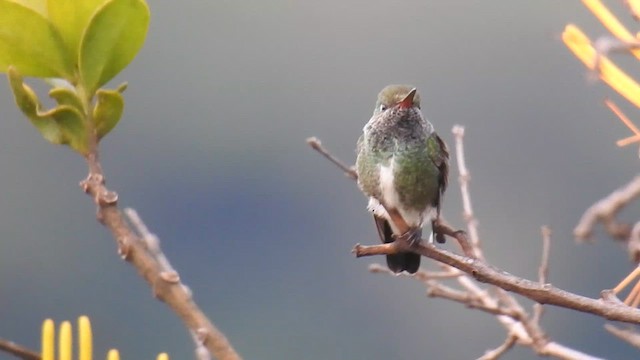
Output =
[{"x1": 356, "y1": 85, "x2": 449, "y2": 274}]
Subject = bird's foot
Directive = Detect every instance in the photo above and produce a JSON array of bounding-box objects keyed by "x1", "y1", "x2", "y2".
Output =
[{"x1": 395, "y1": 228, "x2": 422, "y2": 248}]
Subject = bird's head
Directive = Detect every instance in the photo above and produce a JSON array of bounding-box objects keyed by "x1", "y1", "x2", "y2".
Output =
[{"x1": 373, "y1": 85, "x2": 421, "y2": 116}]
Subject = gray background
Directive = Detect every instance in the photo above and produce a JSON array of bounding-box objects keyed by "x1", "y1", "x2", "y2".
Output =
[{"x1": 0, "y1": 1, "x2": 639, "y2": 359}]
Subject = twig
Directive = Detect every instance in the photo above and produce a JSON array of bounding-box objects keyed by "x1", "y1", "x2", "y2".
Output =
[
  {"x1": 432, "y1": 218, "x2": 474, "y2": 257},
  {"x1": 368, "y1": 263, "x2": 462, "y2": 280},
  {"x1": 605, "y1": 99, "x2": 640, "y2": 147},
  {"x1": 574, "y1": 175, "x2": 640, "y2": 241},
  {"x1": 477, "y1": 334, "x2": 518, "y2": 360},
  {"x1": 538, "y1": 226, "x2": 551, "y2": 285},
  {"x1": 628, "y1": 221, "x2": 640, "y2": 262},
  {"x1": 451, "y1": 126, "x2": 481, "y2": 255},
  {"x1": 125, "y1": 208, "x2": 211, "y2": 360},
  {"x1": 449, "y1": 128, "x2": 551, "y2": 355},
  {"x1": 191, "y1": 328, "x2": 213, "y2": 360},
  {"x1": 0, "y1": 338, "x2": 40, "y2": 360},
  {"x1": 81, "y1": 152, "x2": 241, "y2": 360},
  {"x1": 307, "y1": 137, "x2": 357, "y2": 180},
  {"x1": 426, "y1": 281, "x2": 521, "y2": 319},
  {"x1": 532, "y1": 226, "x2": 552, "y2": 326},
  {"x1": 605, "y1": 324, "x2": 640, "y2": 349}
]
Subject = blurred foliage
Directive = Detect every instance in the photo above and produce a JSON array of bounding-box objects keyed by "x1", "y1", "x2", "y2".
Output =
[
  {"x1": 0, "y1": 0, "x2": 149, "y2": 154},
  {"x1": 564, "y1": 0, "x2": 640, "y2": 151}
]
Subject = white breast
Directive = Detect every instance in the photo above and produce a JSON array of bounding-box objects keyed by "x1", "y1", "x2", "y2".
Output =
[{"x1": 373, "y1": 159, "x2": 430, "y2": 231}]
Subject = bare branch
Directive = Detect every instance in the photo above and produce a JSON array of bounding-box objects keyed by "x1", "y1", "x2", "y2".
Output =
[
  {"x1": 368, "y1": 263, "x2": 462, "y2": 280},
  {"x1": 538, "y1": 226, "x2": 551, "y2": 285},
  {"x1": 628, "y1": 221, "x2": 640, "y2": 262},
  {"x1": 81, "y1": 153, "x2": 241, "y2": 360},
  {"x1": 354, "y1": 240, "x2": 640, "y2": 324},
  {"x1": 452, "y1": 125, "x2": 482, "y2": 259},
  {"x1": 605, "y1": 324, "x2": 640, "y2": 349},
  {"x1": 532, "y1": 226, "x2": 552, "y2": 326},
  {"x1": 307, "y1": 137, "x2": 358, "y2": 180},
  {"x1": 574, "y1": 175, "x2": 640, "y2": 241},
  {"x1": 125, "y1": 208, "x2": 212, "y2": 360},
  {"x1": 371, "y1": 262, "x2": 603, "y2": 359},
  {"x1": 477, "y1": 334, "x2": 518, "y2": 360},
  {"x1": 0, "y1": 338, "x2": 39, "y2": 360}
]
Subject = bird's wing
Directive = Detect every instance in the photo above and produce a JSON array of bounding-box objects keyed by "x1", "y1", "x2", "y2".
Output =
[{"x1": 428, "y1": 132, "x2": 449, "y2": 215}]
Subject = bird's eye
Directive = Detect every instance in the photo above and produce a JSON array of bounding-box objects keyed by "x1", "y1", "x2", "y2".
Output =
[{"x1": 379, "y1": 104, "x2": 388, "y2": 112}]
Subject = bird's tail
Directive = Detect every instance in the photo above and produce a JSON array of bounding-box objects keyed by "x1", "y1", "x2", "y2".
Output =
[{"x1": 373, "y1": 216, "x2": 420, "y2": 274}]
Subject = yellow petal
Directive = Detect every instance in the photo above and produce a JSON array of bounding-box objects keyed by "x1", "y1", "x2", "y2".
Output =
[
  {"x1": 563, "y1": 25, "x2": 640, "y2": 108},
  {"x1": 78, "y1": 316, "x2": 93, "y2": 360},
  {"x1": 156, "y1": 353, "x2": 169, "y2": 360},
  {"x1": 41, "y1": 319, "x2": 54, "y2": 360},
  {"x1": 106, "y1": 349, "x2": 120, "y2": 360},
  {"x1": 626, "y1": 0, "x2": 640, "y2": 20},
  {"x1": 582, "y1": 0, "x2": 640, "y2": 59},
  {"x1": 59, "y1": 321, "x2": 72, "y2": 360}
]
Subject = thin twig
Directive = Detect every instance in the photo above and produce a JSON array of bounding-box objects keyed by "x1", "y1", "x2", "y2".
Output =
[
  {"x1": 574, "y1": 175, "x2": 640, "y2": 241},
  {"x1": 605, "y1": 324, "x2": 640, "y2": 349},
  {"x1": 0, "y1": 338, "x2": 40, "y2": 360},
  {"x1": 368, "y1": 263, "x2": 462, "y2": 280},
  {"x1": 449, "y1": 128, "x2": 551, "y2": 355},
  {"x1": 191, "y1": 328, "x2": 213, "y2": 360},
  {"x1": 81, "y1": 152, "x2": 241, "y2": 360},
  {"x1": 452, "y1": 126, "x2": 482, "y2": 259},
  {"x1": 477, "y1": 334, "x2": 518, "y2": 360},
  {"x1": 628, "y1": 221, "x2": 640, "y2": 262},
  {"x1": 532, "y1": 226, "x2": 552, "y2": 326},
  {"x1": 125, "y1": 208, "x2": 211, "y2": 360},
  {"x1": 538, "y1": 226, "x2": 551, "y2": 285},
  {"x1": 307, "y1": 137, "x2": 357, "y2": 180}
]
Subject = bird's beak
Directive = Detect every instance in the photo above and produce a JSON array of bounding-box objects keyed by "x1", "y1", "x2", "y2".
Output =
[{"x1": 397, "y1": 88, "x2": 417, "y2": 109}]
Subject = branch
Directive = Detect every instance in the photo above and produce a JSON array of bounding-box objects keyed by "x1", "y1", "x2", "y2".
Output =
[
  {"x1": 477, "y1": 334, "x2": 518, "y2": 360},
  {"x1": 308, "y1": 132, "x2": 625, "y2": 359},
  {"x1": 452, "y1": 126, "x2": 483, "y2": 259},
  {"x1": 0, "y1": 338, "x2": 39, "y2": 360},
  {"x1": 605, "y1": 324, "x2": 640, "y2": 349},
  {"x1": 307, "y1": 137, "x2": 357, "y2": 180},
  {"x1": 354, "y1": 241, "x2": 640, "y2": 323},
  {"x1": 81, "y1": 153, "x2": 241, "y2": 360},
  {"x1": 574, "y1": 175, "x2": 640, "y2": 242},
  {"x1": 310, "y1": 136, "x2": 640, "y2": 324}
]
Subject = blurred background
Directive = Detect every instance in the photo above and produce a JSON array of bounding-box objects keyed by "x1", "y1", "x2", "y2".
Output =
[{"x1": 1, "y1": 1, "x2": 639, "y2": 359}]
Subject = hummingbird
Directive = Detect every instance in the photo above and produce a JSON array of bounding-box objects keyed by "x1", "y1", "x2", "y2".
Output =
[{"x1": 355, "y1": 85, "x2": 449, "y2": 274}]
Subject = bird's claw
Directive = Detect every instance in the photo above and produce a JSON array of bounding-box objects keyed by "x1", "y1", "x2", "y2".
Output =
[{"x1": 395, "y1": 228, "x2": 422, "y2": 248}]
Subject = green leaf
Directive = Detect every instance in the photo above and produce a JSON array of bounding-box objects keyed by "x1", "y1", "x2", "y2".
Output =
[
  {"x1": 49, "y1": 87, "x2": 84, "y2": 112},
  {"x1": 79, "y1": 0, "x2": 149, "y2": 93},
  {"x1": 44, "y1": 105, "x2": 88, "y2": 153},
  {"x1": 7, "y1": 67, "x2": 88, "y2": 154},
  {"x1": 0, "y1": 0, "x2": 73, "y2": 78},
  {"x1": 116, "y1": 82, "x2": 128, "y2": 93},
  {"x1": 93, "y1": 88, "x2": 124, "y2": 139},
  {"x1": 47, "y1": 0, "x2": 108, "y2": 61}
]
